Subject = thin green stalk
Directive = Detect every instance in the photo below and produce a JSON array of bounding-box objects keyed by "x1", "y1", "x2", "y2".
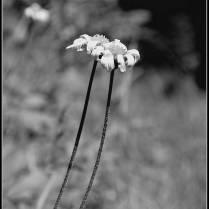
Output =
[
  {"x1": 53, "y1": 60, "x2": 98, "y2": 209},
  {"x1": 79, "y1": 69, "x2": 115, "y2": 209}
]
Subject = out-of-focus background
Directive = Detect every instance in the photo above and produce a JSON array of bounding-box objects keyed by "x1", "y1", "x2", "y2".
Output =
[{"x1": 3, "y1": 0, "x2": 206, "y2": 209}]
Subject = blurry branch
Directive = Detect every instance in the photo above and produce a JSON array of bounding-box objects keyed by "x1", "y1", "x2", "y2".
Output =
[{"x1": 36, "y1": 173, "x2": 59, "y2": 209}]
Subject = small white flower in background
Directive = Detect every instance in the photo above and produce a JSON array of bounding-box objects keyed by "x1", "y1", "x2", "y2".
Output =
[
  {"x1": 24, "y1": 3, "x2": 50, "y2": 23},
  {"x1": 66, "y1": 34, "x2": 140, "y2": 72}
]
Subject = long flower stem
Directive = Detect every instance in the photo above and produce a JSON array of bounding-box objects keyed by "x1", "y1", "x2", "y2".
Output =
[
  {"x1": 79, "y1": 69, "x2": 115, "y2": 209},
  {"x1": 53, "y1": 60, "x2": 98, "y2": 209}
]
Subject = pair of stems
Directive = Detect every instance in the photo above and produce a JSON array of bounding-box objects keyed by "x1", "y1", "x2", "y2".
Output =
[{"x1": 53, "y1": 60, "x2": 115, "y2": 209}]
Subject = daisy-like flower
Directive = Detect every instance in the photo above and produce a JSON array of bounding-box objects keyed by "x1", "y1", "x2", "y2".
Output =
[
  {"x1": 24, "y1": 3, "x2": 50, "y2": 23},
  {"x1": 66, "y1": 34, "x2": 140, "y2": 72}
]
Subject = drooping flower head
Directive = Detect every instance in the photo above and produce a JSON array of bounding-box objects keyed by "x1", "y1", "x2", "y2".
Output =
[
  {"x1": 99, "y1": 39, "x2": 140, "y2": 72},
  {"x1": 66, "y1": 34, "x2": 140, "y2": 72},
  {"x1": 101, "y1": 39, "x2": 128, "y2": 72}
]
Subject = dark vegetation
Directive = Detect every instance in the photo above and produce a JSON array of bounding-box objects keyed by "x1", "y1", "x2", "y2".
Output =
[
  {"x1": 3, "y1": 0, "x2": 206, "y2": 209},
  {"x1": 119, "y1": 0, "x2": 206, "y2": 90}
]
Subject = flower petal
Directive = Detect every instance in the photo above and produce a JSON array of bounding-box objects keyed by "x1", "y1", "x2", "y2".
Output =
[
  {"x1": 66, "y1": 38, "x2": 87, "y2": 51},
  {"x1": 100, "y1": 50, "x2": 115, "y2": 71},
  {"x1": 117, "y1": 54, "x2": 126, "y2": 72},
  {"x1": 126, "y1": 49, "x2": 140, "y2": 62},
  {"x1": 80, "y1": 34, "x2": 91, "y2": 41},
  {"x1": 86, "y1": 41, "x2": 99, "y2": 54},
  {"x1": 104, "y1": 39, "x2": 127, "y2": 56},
  {"x1": 114, "y1": 39, "x2": 127, "y2": 52},
  {"x1": 92, "y1": 34, "x2": 109, "y2": 44},
  {"x1": 91, "y1": 46, "x2": 105, "y2": 58},
  {"x1": 124, "y1": 54, "x2": 135, "y2": 67}
]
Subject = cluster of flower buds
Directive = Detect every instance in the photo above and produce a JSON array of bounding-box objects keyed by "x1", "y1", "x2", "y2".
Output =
[
  {"x1": 24, "y1": 3, "x2": 50, "y2": 23},
  {"x1": 66, "y1": 34, "x2": 140, "y2": 72}
]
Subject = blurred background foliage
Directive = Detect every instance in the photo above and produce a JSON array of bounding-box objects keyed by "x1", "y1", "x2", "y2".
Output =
[{"x1": 3, "y1": 0, "x2": 206, "y2": 209}]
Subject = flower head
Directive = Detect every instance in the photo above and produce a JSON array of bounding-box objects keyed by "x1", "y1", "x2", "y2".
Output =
[
  {"x1": 101, "y1": 39, "x2": 139, "y2": 72},
  {"x1": 66, "y1": 34, "x2": 140, "y2": 72},
  {"x1": 66, "y1": 34, "x2": 109, "y2": 54},
  {"x1": 24, "y1": 3, "x2": 50, "y2": 23}
]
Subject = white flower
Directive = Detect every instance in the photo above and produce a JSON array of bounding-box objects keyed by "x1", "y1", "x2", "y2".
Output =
[
  {"x1": 24, "y1": 3, "x2": 50, "y2": 23},
  {"x1": 100, "y1": 50, "x2": 115, "y2": 71},
  {"x1": 66, "y1": 34, "x2": 140, "y2": 72},
  {"x1": 98, "y1": 39, "x2": 140, "y2": 72},
  {"x1": 116, "y1": 54, "x2": 126, "y2": 72}
]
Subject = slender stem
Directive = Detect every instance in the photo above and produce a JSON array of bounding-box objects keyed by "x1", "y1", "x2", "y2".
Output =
[
  {"x1": 53, "y1": 60, "x2": 98, "y2": 209},
  {"x1": 79, "y1": 69, "x2": 115, "y2": 209}
]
